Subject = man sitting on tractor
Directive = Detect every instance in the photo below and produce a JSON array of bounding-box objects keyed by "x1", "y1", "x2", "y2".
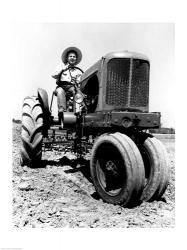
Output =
[{"x1": 52, "y1": 46, "x2": 83, "y2": 123}]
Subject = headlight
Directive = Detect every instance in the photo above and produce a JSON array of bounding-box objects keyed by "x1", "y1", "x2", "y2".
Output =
[{"x1": 74, "y1": 92, "x2": 84, "y2": 104}]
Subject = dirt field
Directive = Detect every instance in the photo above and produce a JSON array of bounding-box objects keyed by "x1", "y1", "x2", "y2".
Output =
[{"x1": 12, "y1": 122, "x2": 175, "y2": 228}]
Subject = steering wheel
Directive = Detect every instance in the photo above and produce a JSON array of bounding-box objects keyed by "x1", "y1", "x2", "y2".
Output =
[{"x1": 68, "y1": 66, "x2": 84, "y2": 73}]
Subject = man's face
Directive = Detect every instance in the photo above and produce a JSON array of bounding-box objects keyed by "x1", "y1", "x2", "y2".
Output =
[{"x1": 67, "y1": 52, "x2": 77, "y2": 66}]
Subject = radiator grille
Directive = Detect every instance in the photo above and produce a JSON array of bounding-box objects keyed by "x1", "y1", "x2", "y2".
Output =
[
  {"x1": 106, "y1": 59, "x2": 130, "y2": 106},
  {"x1": 106, "y1": 58, "x2": 149, "y2": 108},
  {"x1": 130, "y1": 59, "x2": 149, "y2": 107}
]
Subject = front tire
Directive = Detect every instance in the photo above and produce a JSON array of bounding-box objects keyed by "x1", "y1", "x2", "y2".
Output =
[
  {"x1": 90, "y1": 133, "x2": 145, "y2": 206},
  {"x1": 20, "y1": 96, "x2": 44, "y2": 166},
  {"x1": 139, "y1": 136, "x2": 169, "y2": 201}
]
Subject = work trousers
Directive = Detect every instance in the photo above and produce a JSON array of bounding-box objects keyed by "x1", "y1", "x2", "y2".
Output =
[{"x1": 55, "y1": 86, "x2": 75, "y2": 111}]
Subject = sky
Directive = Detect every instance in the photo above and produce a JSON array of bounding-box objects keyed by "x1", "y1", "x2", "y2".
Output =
[{"x1": 12, "y1": 23, "x2": 175, "y2": 127}]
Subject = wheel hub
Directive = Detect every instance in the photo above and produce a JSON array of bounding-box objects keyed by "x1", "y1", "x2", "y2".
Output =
[{"x1": 105, "y1": 160, "x2": 118, "y2": 175}]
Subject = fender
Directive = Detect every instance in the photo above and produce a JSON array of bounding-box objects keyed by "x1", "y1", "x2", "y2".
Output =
[{"x1": 37, "y1": 88, "x2": 50, "y2": 116}]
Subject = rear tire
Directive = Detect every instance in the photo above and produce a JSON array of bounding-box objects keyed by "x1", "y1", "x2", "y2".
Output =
[
  {"x1": 139, "y1": 136, "x2": 169, "y2": 201},
  {"x1": 20, "y1": 96, "x2": 44, "y2": 166},
  {"x1": 90, "y1": 133, "x2": 145, "y2": 206}
]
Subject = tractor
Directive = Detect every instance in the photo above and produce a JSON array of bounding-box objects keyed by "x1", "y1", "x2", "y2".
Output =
[{"x1": 20, "y1": 50, "x2": 169, "y2": 207}]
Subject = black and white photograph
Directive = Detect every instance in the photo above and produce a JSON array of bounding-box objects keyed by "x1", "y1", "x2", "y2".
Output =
[
  {"x1": 1, "y1": 0, "x2": 186, "y2": 249},
  {"x1": 11, "y1": 23, "x2": 175, "y2": 228}
]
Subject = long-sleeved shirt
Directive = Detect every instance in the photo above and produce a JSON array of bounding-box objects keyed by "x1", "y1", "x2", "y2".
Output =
[{"x1": 52, "y1": 62, "x2": 82, "y2": 83}]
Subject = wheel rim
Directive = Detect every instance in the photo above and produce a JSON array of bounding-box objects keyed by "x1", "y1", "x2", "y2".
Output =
[{"x1": 95, "y1": 143, "x2": 126, "y2": 196}]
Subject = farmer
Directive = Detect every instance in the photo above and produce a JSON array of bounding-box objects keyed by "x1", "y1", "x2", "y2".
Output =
[{"x1": 52, "y1": 46, "x2": 83, "y2": 121}]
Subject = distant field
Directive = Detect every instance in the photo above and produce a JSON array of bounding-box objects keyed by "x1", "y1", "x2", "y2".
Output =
[{"x1": 153, "y1": 134, "x2": 175, "y2": 140}]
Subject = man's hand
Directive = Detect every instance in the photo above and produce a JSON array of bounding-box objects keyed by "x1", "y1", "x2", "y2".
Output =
[{"x1": 71, "y1": 77, "x2": 77, "y2": 84}]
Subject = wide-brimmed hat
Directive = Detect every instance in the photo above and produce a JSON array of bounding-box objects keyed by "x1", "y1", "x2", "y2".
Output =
[{"x1": 61, "y1": 46, "x2": 82, "y2": 65}]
